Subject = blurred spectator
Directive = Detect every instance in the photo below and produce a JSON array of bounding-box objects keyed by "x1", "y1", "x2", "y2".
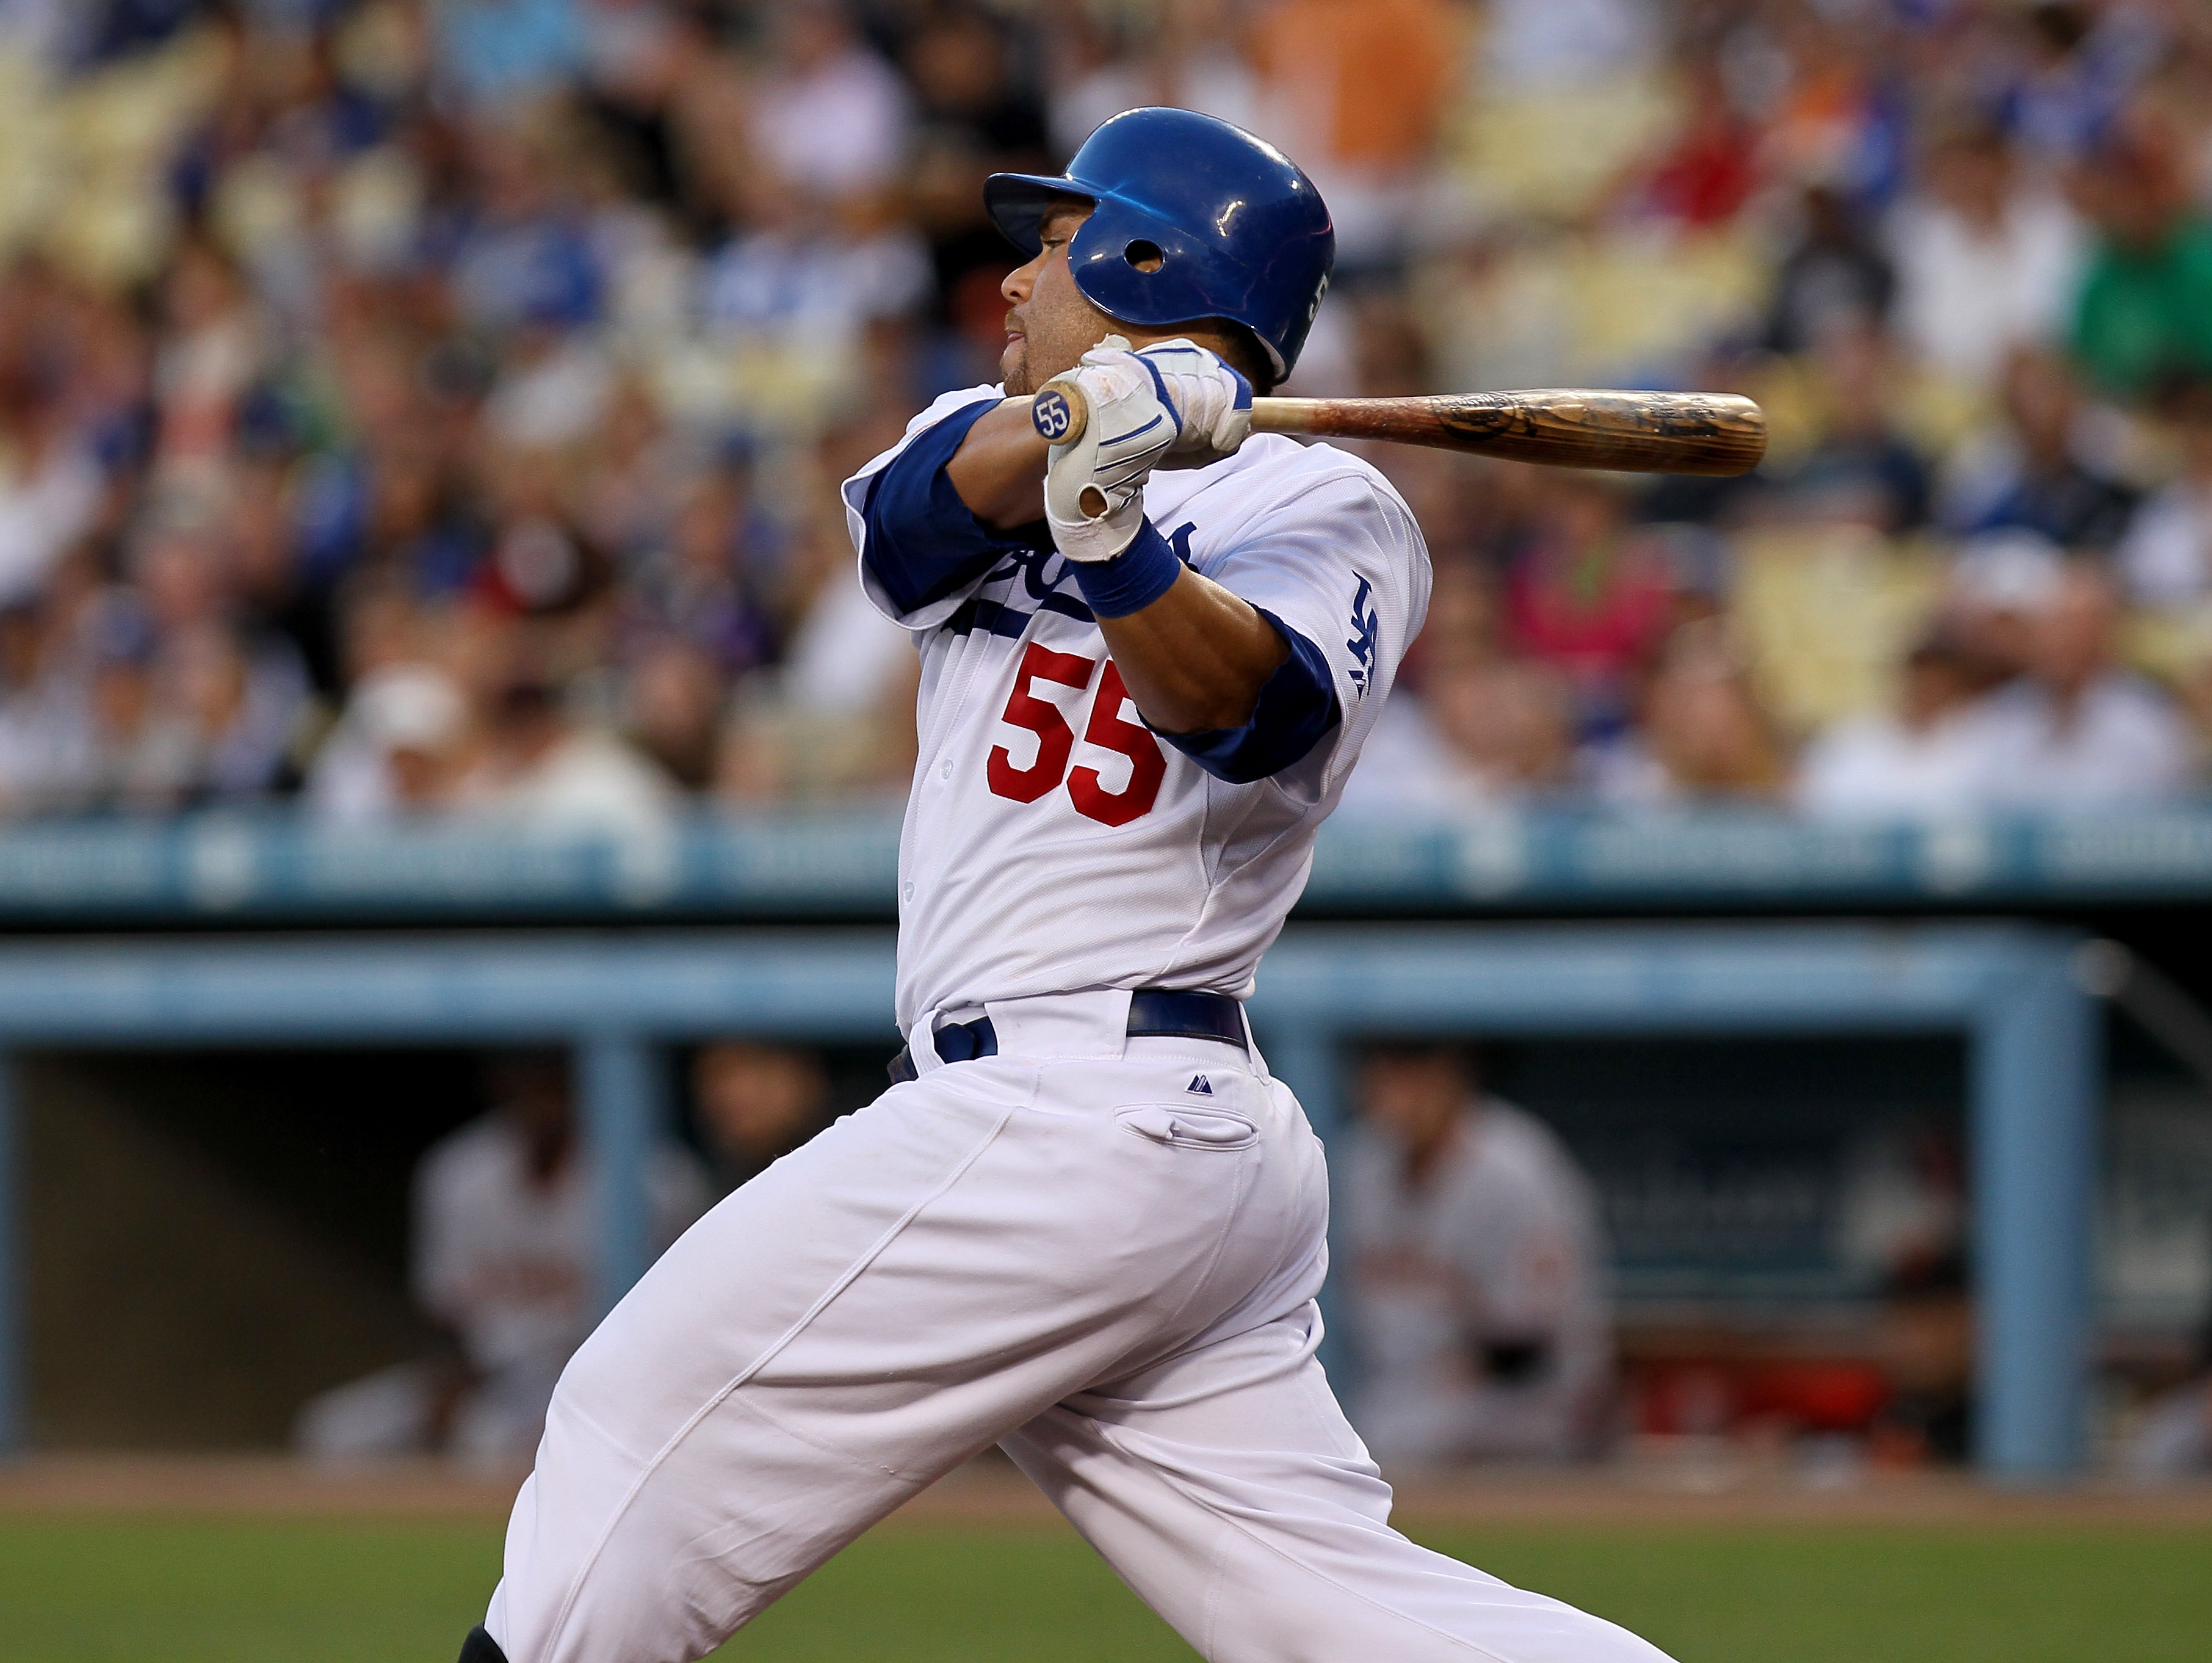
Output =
[
  {"x1": 2001, "y1": 1, "x2": 2145, "y2": 172},
  {"x1": 1342, "y1": 1041, "x2": 1612, "y2": 1465},
  {"x1": 577, "y1": 1, "x2": 703, "y2": 213},
  {"x1": 1940, "y1": 346, "x2": 2137, "y2": 552},
  {"x1": 624, "y1": 465, "x2": 779, "y2": 679},
  {"x1": 150, "y1": 234, "x2": 269, "y2": 484},
  {"x1": 1760, "y1": 3, "x2": 1905, "y2": 211},
  {"x1": 1624, "y1": 47, "x2": 1758, "y2": 231},
  {"x1": 1765, "y1": 185, "x2": 1894, "y2": 357},
  {"x1": 1795, "y1": 631, "x2": 1986, "y2": 820},
  {"x1": 1591, "y1": 624, "x2": 1790, "y2": 806},
  {"x1": 295, "y1": 1046, "x2": 710, "y2": 1463},
  {"x1": 698, "y1": 167, "x2": 930, "y2": 358},
  {"x1": 574, "y1": 372, "x2": 684, "y2": 562},
  {"x1": 433, "y1": 0, "x2": 588, "y2": 111},
  {"x1": 1247, "y1": 0, "x2": 1458, "y2": 266},
  {"x1": 1502, "y1": 473, "x2": 1673, "y2": 734},
  {"x1": 1768, "y1": 320, "x2": 1931, "y2": 535},
  {"x1": 1343, "y1": 654, "x2": 1576, "y2": 817},
  {"x1": 306, "y1": 659, "x2": 472, "y2": 822},
  {"x1": 1887, "y1": 118, "x2": 2086, "y2": 393},
  {"x1": 692, "y1": 1039, "x2": 831, "y2": 1191},
  {"x1": 63, "y1": 512, "x2": 312, "y2": 811},
  {"x1": 1429, "y1": 657, "x2": 1578, "y2": 800},
  {"x1": 1943, "y1": 526, "x2": 2069, "y2": 681},
  {"x1": 2070, "y1": 129, "x2": 2212, "y2": 400},
  {"x1": 1836, "y1": 1123, "x2": 1968, "y2": 1296},
  {"x1": 471, "y1": 445, "x2": 615, "y2": 627},
  {"x1": 454, "y1": 661, "x2": 676, "y2": 838},
  {"x1": 623, "y1": 635, "x2": 720, "y2": 791},
  {"x1": 746, "y1": 2, "x2": 908, "y2": 207},
  {"x1": 1968, "y1": 559, "x2": 2195, "y2": 809},
  {"x1": 0, "y1": 596, "x2": 89, "y2": 813},
  {"x1": 1049, "y1": 0, "x2": 1259, "y2": 161},
  {"x1": 168, "y1": 614, "x2": 308, "y2": 798},
  {"x1": 1870, "y1": 1252, "x2": 1974, "y2": 1466},
  {"x1": 2118, "y1": 377, "x2": 2212, "y2": 608},
  {"x1": 2127, "y1": 1324, "x2": 2212, "y2": 1482},
  {"x1": 1849, "y1": 1125, "x2": 1972, "y2": 1465},
  {"x1": 1481, "y1": 0, "x2": 1658, "y2": 92},
  {"x1": 0, "y1": 355, "x2": 103, "y2": 607}
]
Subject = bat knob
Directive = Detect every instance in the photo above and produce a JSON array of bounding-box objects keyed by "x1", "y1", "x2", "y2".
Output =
[{"x1": 1031, "y1": 380, "x2": 1088, "y2": 445}]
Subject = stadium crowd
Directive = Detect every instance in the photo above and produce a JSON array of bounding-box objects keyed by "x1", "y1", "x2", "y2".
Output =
[{"x1": 1, "y1": 0, "x2": 2211, "y2": 829}]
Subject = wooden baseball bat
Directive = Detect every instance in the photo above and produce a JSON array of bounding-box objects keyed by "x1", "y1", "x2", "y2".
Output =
[{"x1": 1027, "y1": 383, "x2": 1766, "y2": 477}]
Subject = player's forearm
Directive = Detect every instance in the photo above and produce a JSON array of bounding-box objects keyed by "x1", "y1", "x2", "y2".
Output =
[
  {"x1": 945, "y1": 400, "x2": 1050, "y2": 529},
  {"x1": 1099, "y1": 567, "x2": 1289, "y2": 734}
]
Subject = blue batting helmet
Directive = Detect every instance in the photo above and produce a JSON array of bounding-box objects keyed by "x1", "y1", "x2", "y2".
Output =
[{"x1": 985, "y1": 107, "x2": 1334, "y2": 380}]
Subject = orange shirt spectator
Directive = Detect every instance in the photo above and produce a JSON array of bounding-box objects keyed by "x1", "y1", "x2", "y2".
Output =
[{"x1": 1248, "y1": 0, "x2": 1458, "y2": 175}]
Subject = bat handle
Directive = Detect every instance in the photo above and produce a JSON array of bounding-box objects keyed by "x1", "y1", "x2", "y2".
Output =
[{"x1": 1028, "y1": 378, "x2": 1090, "y2": 446}]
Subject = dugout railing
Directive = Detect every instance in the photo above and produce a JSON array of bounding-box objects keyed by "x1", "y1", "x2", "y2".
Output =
[{"x1": 0, "y1": 805, "x2": 2210, "y2": 921}]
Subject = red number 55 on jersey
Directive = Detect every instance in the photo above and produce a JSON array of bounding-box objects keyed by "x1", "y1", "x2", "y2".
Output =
[{"x1": 986, "y1": 642, "x2": 1166, "y2": 827}]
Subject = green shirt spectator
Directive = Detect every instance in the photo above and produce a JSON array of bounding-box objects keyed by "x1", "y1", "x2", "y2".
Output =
[{"x1": 2071, "y1": 214, "x2": 2212, "y2": 399}]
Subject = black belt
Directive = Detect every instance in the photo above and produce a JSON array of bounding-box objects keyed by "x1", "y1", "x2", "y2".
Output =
[{"x1": 888, "y1": 989, "x2": 1244, "y2": 1084}]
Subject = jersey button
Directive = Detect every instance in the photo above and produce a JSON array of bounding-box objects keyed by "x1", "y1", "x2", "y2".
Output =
[
  {"x1": 939, "y1": 759, "x2": 955, "y2": 780},
  {"x1": 902, "y1": 881, "x2": 915, "y2": 902}
]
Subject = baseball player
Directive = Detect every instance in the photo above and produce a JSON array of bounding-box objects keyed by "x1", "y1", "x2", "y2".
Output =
[
  {"x1": 458, "y1": 109, "x2": 1674, "y2": 1663},
  {"x1": 1343, "y1": 1042, "x2": 1613, "y2": 1466}
]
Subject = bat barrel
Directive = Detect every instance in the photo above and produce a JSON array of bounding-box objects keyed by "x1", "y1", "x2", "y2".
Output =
[{"x1": 1255, "y1": 391, "x2": 1767, "y2": 477}]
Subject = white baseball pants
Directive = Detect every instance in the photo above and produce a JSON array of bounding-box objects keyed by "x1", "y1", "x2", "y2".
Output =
[{"x1": 481, "y1": 990, "x2": 1674, "y2": 1663}]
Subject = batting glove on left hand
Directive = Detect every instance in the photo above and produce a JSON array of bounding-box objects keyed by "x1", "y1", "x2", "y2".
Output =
[{"x1": 1042, "y1": 335, "x2": 1177, "y2": 563}]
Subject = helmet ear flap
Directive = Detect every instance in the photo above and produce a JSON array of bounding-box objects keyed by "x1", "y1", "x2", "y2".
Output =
[{"x1": 1124, "y1": 239, "x2": 1165, "y2": 273}]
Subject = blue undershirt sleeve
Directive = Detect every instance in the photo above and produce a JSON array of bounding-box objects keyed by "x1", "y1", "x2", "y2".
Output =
[
  {"x1": 1155, "y1": 609, "x2": 1341, "y2": 784},
  {"x1": 861, "y1": 398, "x2": 1050, "y2": 615}
]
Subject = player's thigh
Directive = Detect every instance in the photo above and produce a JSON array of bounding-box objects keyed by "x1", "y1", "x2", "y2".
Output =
[
  {"x1": 1004, "y1": 1307, "x2": 1677, "y2": 1663},
  {"x1": 493, "y1": 1073, "x2": 1033, "y2": 1662},
  {"x1": 491, "y1": 1051, "x2": 1297, "y2": 1663}
]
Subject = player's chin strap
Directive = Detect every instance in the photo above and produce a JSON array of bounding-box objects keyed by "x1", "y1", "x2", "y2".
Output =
[{"x1": 457, "y1": 1625, "x2": 509, "y2": 1663}]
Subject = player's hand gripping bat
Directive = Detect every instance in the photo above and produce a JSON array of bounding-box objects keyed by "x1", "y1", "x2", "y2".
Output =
[{"x1": 1027, "y1": 382, "x2": 1767, "y2": 477}]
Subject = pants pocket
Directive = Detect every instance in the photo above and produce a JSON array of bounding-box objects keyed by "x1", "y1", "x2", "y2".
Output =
[{"x1": 1115, "y1": 1104, "x2": 1259, "y2": 1151}]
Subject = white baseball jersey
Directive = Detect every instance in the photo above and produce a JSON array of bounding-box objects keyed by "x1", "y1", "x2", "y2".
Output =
[{"x1": 843, "y1": 385, "x2": 1431, "y2": 1031}]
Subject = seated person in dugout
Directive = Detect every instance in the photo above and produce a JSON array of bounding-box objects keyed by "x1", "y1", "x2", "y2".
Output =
[
  {"x1": 295, "y1": 1049, "x2": 710, "y2": 1464},
  {"x1": 690, "y1": 1040, "x2": 834, "y2": 1193},
  {"x1": 1341, "y1": 1040, "x2": 1614, "y2": 1465}
]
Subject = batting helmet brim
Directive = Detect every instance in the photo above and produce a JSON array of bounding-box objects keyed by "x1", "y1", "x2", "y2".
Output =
[{"x1": 982, "y1": 172, "x2": 1093, "y2": 260}]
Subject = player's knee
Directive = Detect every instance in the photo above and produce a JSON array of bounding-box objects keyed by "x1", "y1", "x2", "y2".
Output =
[{"x1": 457, "y1": 1624, "x2": 508, "y2": 1663}]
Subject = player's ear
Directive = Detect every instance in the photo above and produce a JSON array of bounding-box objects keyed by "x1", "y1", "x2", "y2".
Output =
[{"x1": 457, "y1": 1625, "x2": 509, "y2": 1663}]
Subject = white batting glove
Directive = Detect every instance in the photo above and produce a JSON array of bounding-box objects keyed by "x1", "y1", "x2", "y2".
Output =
[
  {"x1": 1043, "y1": 335, "x2": 1177, "y2": 563},
  {"x1": 1131, "y1": 338, "x2": 1254, "y2": 455}
]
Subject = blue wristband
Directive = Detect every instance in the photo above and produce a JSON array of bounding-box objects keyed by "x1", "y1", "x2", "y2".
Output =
[{"x1": 1069, "y1": 518, "x2": 1183, "y2": 618}]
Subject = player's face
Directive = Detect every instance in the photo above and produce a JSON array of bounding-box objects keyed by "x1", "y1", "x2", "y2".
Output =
[
  {"x1": 1359, "y1": 1051, "x2": 1469, "y2": 1153},
  {"x1": 999, "y1": 201, "x2": 1124, "y2": 396}
]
